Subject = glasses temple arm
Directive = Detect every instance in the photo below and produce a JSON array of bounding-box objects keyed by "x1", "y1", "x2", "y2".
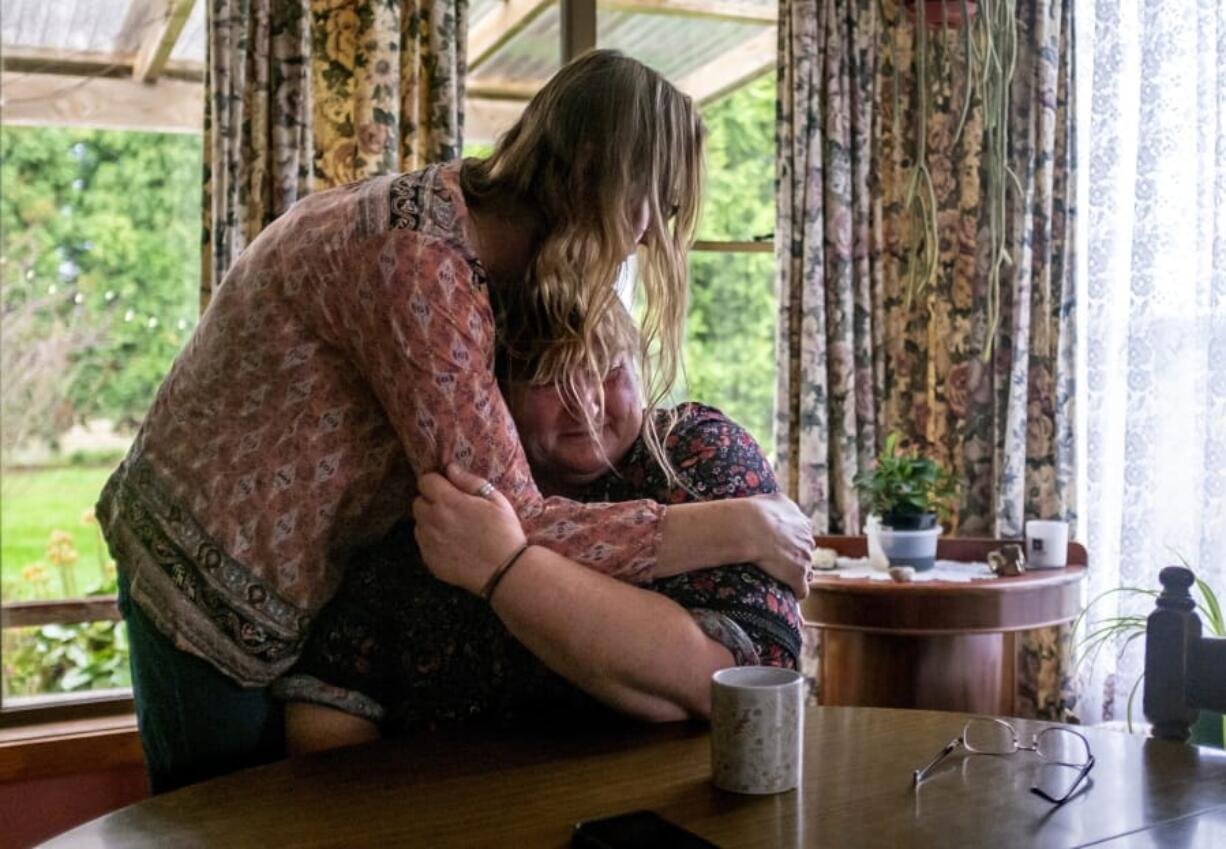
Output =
[
  {"x1": 913, "y1": 738, "x2": 963, "y2": 786},
  {"x1": 1030, "y1": 755, "x2": 1096, "y2": 806}
]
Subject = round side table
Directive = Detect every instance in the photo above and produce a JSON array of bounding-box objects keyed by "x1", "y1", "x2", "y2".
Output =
[{"x1": 803, "y1": 536, "x2": 1088, "y2": 716}]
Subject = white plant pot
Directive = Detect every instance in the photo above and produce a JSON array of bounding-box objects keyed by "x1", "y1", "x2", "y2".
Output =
[{"x1": 878, "y1": 525, "x2": 943, "y2": 572}]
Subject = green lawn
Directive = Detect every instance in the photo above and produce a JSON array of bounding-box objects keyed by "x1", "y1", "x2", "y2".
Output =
[{"x1": 1, "y1": 466, "x2": 116, "y2": 600}]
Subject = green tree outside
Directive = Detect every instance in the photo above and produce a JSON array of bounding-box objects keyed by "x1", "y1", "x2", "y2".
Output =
[
  {"x1": 686, "y1": 73, "x2": 777, "y2": 458},
  {"x1": 1, "y1": 126, "x2": 201, "y2": 436}
]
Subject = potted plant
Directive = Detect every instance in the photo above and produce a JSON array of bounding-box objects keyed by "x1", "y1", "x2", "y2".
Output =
[
  {"x1": 853, "y1": 433, "x2": 959, "y2": 570},
  {"x1": 1075, "y1": 560, "x2": 1224, "y2": 748}
]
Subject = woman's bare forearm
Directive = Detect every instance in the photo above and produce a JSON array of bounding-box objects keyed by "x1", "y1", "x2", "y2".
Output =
[
  {"x1": 655, "y1": 499, "x2": 757, "y2": 577},
  {"x1": 285, "y1": 702, "x2": 381, "y2": 755},
  {"x1": 489, "y1": 546, "x2": 734, "y2": 721},
  {"x1": 655, "y1": 496, "x2": 812, "y2": 598}
]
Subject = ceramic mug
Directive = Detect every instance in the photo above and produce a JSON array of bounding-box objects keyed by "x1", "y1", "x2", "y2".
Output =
[
  {"x1": 1025, "y1": 520, "x2": 1069, "y2": 569},
  {"x1": 710, "y1": 666, "x2": 804, "y2": 794}
]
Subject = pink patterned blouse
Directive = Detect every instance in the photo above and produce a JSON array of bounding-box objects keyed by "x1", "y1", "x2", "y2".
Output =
[{"x1": 96, "y1": 163, "x2": 664, "y2": 687}]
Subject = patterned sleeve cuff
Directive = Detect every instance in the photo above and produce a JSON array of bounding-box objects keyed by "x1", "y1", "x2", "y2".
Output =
[
  {"x1": 688, "y1": 609, "x2": 761, "y2": 666},
  {"x1": 271, "y1": 673, "x2": 387, "y2": 724}
]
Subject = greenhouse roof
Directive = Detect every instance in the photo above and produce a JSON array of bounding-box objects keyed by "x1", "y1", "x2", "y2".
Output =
[{"x1": 0, "y1": 0, "x2": 776, "y2": 141}]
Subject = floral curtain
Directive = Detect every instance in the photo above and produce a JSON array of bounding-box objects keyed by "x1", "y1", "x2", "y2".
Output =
[
  {"x1": 1078, "y1": 0, "x2": 1226, "y2": 727},
  {"x1": 202, "y1": 0, "x2": 467, "y2": 307},
  {"x1": 311, "y1": 0, "x2": 466, "y2": 187},
  {"x1": 773, "y1": 0, "x2": 881, "y2": 538},
  {"x1": 777, "y1": 0, "x2": 1078, "y2": 720},
  {"x1": 202, "y1": 0, "x2": 313, "y2": 310}
]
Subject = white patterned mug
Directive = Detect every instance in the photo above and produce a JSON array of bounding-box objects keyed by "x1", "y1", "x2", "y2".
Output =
[
  {"x1": 1025, "y1": 520, "x2": 1069, "y2": 569},
  {"x1": 710, "y1": 666, "x2": 805, "y2": 794}
]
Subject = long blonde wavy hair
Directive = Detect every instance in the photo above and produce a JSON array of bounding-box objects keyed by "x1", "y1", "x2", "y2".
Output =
[{"x1": 461, "y1": 49, "x2": 704, "y2": 484}]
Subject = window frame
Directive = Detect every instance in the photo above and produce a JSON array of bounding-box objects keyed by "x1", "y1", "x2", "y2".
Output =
[{"x1": 0, "y1": 597, "x2": 133, "y2": 727}]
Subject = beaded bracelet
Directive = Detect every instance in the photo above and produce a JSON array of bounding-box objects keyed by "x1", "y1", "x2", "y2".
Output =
[{"x1": 481, "y1": 542, "x2": 531, "y2": 603}]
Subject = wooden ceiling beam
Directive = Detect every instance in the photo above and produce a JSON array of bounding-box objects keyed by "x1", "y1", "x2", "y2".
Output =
[
  {"x1": 465, "y1": 77, "x2": 542, "y2": 101},
  {"x1": 468, "y1": 0, "x2": 555, "y2": 72},
  {"x1": 0, "y1": 70, "x2": 522, "y2": 148},
  {"x1": 561, "y1": 0, "x2": 597, "y2": 62},
  {"x1": 132, "y1": 0, "x2": 198, "y2": 83},
  {"x1": 674, "y1": 26, "x2": 775, "y2": 104},
  {"x1": 0, "y1": 72, "x2": 203, "y2": 134},
  {"x1": 600, "y1": 0, "x2": 776, "y2": 24},
  {"x1": 466, "y1": 97, "x2": 526, "y2": 145},
  {"x1": 0, "y1": 46, "x2": 203, "y2": 82},
  {"x1": 0, "y1": 46, "x2": 133, "y2": 79}
]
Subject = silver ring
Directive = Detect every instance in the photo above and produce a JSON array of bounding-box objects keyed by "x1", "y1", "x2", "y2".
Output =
[{"x1": 475, "y1": 481, "x2": 495, "y2": 499}]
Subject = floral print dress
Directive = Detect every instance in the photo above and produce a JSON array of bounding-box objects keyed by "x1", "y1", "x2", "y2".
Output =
[{"x1": 275, "y1": 404, "x2": 804, "y2": 733}]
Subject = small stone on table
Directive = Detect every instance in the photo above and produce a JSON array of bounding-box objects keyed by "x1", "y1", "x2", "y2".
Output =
[{"x1": 888, "y1": 566, "x2": 916, "y2": 583}]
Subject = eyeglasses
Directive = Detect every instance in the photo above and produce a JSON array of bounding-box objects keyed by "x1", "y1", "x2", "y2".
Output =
[{"x1": 912, "y1": 718, "x2": 1095, "y2": 806}]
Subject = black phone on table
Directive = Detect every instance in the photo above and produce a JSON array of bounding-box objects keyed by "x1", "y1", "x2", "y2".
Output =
[{"x1": 572, "y1": 809, "x2": 720, "y2": 849}]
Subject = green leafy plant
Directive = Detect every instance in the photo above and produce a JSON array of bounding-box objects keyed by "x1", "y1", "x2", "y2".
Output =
[
  {"x1": 2, "y1": 620, "x2": 129, "y2": 697},
  {"x1": 1, "y1": 506, "x2": 124, "y2": 698},
  {"x1": 1074, "y1": 556, "x2": 1224, "y2": 740},
  {"x1": 853, "y1": 432, "x2": 960, "y2": 524}
]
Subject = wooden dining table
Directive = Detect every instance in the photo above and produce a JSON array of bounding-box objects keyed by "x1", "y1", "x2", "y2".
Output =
[{"x1": 43, "y1": 706, "x2": 1226, "y2": 848}]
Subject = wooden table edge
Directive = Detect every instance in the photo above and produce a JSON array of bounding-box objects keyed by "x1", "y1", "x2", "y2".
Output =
[
  {"x1": 807, "y1": 615, "x2": 1084, "y2": 636},
  {"x1": 807, "y1": 564, "x2": 1088, "y2": 596}
]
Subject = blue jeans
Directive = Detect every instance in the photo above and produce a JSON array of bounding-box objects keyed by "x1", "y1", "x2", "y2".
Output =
[{"x1": 119, "y1": 572, "x2": 284, "y2": 794}]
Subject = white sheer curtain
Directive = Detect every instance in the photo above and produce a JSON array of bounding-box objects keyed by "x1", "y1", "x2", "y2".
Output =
[{"x1": 1078, "y1": 0, "x2": 1226, "y2": 724}]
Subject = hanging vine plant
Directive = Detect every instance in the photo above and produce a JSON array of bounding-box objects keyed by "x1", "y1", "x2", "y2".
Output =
[{"x1": 888, "y1": 0, "x2": 1019, "y2": 360}]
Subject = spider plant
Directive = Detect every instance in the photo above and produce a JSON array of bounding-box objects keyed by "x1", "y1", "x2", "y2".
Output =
[
  {"x1": 1073, "y1": 555, "x2": 1225, "y2": 740},
  {"x1": 883, "y1": 0, "x2": 1019, "y2": 359}
]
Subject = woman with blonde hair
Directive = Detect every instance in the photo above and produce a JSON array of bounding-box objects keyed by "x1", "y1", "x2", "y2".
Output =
[
  {"x1": 279, "y1": 303, "x2": 806, "y2": 751},
  {"x1": 98, "y1": 49, "x2": 814, "y2": 793}
]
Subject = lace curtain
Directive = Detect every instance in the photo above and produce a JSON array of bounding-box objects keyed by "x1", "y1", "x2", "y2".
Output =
[{"x1": 1078, "y1": 0, "x2": 1226, "y2": 724}]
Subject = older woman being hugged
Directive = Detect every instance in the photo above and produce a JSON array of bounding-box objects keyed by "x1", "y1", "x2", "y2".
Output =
[
  {"x1": 278, "y1": 305, "x2": 805, "y2": 750},
  {"x1": 97, "y1": 50, "x2": 813, "y2": 793}
]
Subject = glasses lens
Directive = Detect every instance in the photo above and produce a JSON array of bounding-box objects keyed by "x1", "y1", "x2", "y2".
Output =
[
  {"x1": 963, "y1": 720, "x2": 1017, "y2": 754},
  {"x1": 1033, "y1": 762, "x2": 1087, "y2": 802},
  {"x1": 1036, "y1": 729, "x2": 1091, "y2": 766}
]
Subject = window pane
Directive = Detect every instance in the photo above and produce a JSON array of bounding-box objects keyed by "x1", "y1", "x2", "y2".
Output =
[
  {"x1": 2, "y1": 622, "x2": 130, "y2": 699},
  {"x1": 1, "y1": 468, "x2": 116, "y2": 600},
  {"x1": 464, "y1": 2, "x2": 559, "y2": 147},
  {"x1": 1, "y1": 126, "x2": 199, "y2": 700},
  {"x1": 696, "y1": 72, "x2": 776, "y2": 242},
  {"x1": 684, "y1": 251, "x2": 776, "y2": 460},
  {"x1": 594, "y1": 2, "x2": 776, "y2": 242},
  {"x1": 681, "y1": 70, "x2": 778, "y2": 460}
]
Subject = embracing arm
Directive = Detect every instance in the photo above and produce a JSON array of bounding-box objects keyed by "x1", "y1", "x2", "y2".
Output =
[
  {"x1": 414, "y1": 467, "x2": 741, "y2": 721},
  {"x1": 312, "y1": 232, "x2": 808, "y2": 594},
  {"x1": 491, "y1": 546, "x2": 733, "y2": 720},
  {"x1": 285, "y1": 703, "x2": 380, "y2": 754},
  {"x1": 657, "y1": 496, "x2": 812, "y2": 595},
  {"x1": 280, "y1": 542, "x2": 730, "y2": 751}
]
